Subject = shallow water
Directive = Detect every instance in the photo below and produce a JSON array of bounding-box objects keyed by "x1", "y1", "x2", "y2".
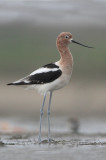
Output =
[{"x1": 0, "y1": 116, "x2": 106, "y2": 160}]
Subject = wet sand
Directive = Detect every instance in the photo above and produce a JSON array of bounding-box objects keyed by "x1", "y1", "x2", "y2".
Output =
[{"x1": 0, "y1": 116, "x2": 106, "y2": 160}]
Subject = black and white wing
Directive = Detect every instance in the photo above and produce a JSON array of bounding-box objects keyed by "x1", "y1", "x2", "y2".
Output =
[{"x1": 7, "y1": 63, "x2": 62, "y2": 85}]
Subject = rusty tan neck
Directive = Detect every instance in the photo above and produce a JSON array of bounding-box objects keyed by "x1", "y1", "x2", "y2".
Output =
[{"x1": 57, "y1": 42, "x2": 73, "y2": 68}]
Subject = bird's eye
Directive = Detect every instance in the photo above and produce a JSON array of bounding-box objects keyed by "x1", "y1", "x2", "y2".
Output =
[{"x1": 65, "y1": 35, "x2": 69, "y2": 39}]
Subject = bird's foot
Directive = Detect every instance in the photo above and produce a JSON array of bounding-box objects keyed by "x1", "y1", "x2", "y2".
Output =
[
  {"x1": 38, "y1": 137, "x2": 55, "y2": 144},
  {"x1": 38, "y1": 137, "x2": 43, "y2": 144},
  {"x1": 48, "y1": 138, "x2": 55, "y2": 143}
]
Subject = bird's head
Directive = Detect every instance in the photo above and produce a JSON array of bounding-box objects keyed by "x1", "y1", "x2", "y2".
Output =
[
  {"x1": 56, "y1": 32, "x2": 93, "y2": 48},
  {"x1": 56, "y1": 32, "x2": 72, "y2": 47}
]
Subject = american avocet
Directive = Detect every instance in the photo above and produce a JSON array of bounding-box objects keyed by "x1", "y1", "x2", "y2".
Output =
[{"x1": 7, "y1": 32, "x2": 93, "y2": 143}]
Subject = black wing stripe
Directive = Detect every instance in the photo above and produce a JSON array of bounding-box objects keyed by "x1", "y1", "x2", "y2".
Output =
[
  {"x1": 28, "y1": 70, "x2": 62, "y2": 84},
  {"x1": 43, "y1": 63, "x2": 59, "y2": 68},
  {"x1": 8, "y1": 70, "x2": 62, "y2": 85}
]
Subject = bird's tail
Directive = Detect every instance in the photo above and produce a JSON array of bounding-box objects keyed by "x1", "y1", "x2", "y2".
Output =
[
  {"x1": 7, "y1": 81, "x2": 28, "y2": 85},
  {"x1": 7, "y1": 83, "x2": 14, "y2": 85}
]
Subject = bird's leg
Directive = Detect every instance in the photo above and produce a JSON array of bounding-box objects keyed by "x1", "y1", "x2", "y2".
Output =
[
  {"x1": 38, "y1": 93, "x2": 47, "y2": 143},
  {"x1": 47, "y1": 91, "x2": 53, "y2": 142}
]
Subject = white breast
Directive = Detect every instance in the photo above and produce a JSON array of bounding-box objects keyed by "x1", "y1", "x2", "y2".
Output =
[{"x1": 28, "y1": 72, "x2": 71, "y2": 95}]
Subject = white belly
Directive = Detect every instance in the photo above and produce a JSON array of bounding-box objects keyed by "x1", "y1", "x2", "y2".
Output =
[{"x1": 28, "y1": 73, "x2": 71, "y2": 94}]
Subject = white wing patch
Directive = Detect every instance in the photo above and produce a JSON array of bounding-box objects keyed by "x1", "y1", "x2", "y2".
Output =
[
  {"x1": 13, "y1": 79, "x2": 29, "y2": 84},
  {"x1": 30, "y1": 67, "x2": 59, "y2": 76},
  {"x1": 8, "y1": 63, "x2": 61, "y2": 86}
]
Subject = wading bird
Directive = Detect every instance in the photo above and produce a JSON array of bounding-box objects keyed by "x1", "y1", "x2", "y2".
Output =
[{"x1": 7, "y1": 32, "x2": 93, "y2": 143}]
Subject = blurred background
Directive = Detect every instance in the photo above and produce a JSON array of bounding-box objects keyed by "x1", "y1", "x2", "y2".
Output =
[{"x1": 0, "y1": 0, "x2": 106, "y2": 128}]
